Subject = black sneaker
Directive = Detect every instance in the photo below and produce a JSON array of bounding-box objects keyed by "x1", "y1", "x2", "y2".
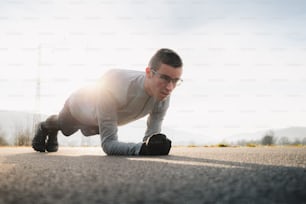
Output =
[
  {"x1": 32, "y1": 123, "x2": 48, "y2": 152},
  {"x1": 46, "y1": 130, "x2": 59, "y2": 152},
  {"x1": 139, "y1": 134, "x2": 172, "y2": 155}
]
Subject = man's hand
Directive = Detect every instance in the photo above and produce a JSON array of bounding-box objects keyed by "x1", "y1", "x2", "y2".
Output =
[{"x1": 139, "y1": 133, "x2": 171, "y2": 155}]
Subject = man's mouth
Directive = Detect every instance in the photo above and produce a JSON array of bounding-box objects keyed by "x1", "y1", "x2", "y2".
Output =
[{"x1": 161, "y1": 91, "x2": 170, "y2": 97}]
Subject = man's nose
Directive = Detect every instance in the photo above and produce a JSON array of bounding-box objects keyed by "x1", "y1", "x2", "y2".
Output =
[{"x1": 166, "y1": 81, "x2": 175, "y2": 91}]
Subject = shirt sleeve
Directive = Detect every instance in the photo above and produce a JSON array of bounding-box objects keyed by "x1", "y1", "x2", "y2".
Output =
[
  {"x1": 144, "y1": 98, "x2": 170, "y2": 142},
  {"x1": 96, "y1": 85, "x2": 119, "y2": 143},
  {"x1": 95, "y1": 81, "x2": 142, "y2": 155}
]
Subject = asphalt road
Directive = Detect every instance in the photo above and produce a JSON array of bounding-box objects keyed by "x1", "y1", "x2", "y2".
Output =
[{"x1": 0, "y1": 146, "x2": 305, "y2": 204}]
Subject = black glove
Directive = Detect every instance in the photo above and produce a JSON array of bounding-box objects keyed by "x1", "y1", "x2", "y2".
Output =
[{"x1": 139, "y1": 133, "x2": 172, "y2": 155}]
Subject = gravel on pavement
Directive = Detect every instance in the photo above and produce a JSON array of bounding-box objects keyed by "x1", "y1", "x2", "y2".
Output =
[{"x1": 0, "y1": 146, "x2": 305, "y2": 204}]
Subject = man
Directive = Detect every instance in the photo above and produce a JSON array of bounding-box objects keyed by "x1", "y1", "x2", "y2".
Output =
[{"x1": 32, "y1": 48, "x2": 183, "y2": 155}]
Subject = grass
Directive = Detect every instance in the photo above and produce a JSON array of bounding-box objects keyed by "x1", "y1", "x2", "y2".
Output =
[
  {"x1": 246, "y1": 143, "x2": 257, "y2": 147},
  {"x1": 187, "y1": 144, "x2": 198, "y2": 148},
  {"x1": 217, "y1": 143, "x2": 229, "y2": 147},
  {"x1": 185, "y1": 143, "x2": 306, "y2": 148}
]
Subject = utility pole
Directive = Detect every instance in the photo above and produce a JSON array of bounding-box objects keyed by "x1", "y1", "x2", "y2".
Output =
[{"x1": 32, "y1": 44, "x2": 42, "y2": 137}]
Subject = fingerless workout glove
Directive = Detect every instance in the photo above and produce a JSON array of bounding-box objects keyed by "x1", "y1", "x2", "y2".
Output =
[{"x1": 139, "y1": 133, "x2": 172, "y2": 155}]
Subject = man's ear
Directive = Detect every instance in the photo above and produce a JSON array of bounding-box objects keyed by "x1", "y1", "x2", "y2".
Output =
[{"x1": 145, "y1": 67, "x2": 152, "y2": 78}]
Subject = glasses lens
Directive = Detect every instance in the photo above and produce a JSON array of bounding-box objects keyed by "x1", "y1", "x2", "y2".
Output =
[
  {"x1": 176, "y1": 79, "x2": 183, "y2": 86},
  {"x1": 152, "y1": 70, "x2": 183, "y2": 86}
]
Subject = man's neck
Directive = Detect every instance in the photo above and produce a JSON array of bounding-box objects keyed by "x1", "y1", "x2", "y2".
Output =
[{"x1": 143, "y1": 78, "x2": 153, "y2": 97}]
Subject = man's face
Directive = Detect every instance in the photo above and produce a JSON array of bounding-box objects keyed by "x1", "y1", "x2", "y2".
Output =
[{"x1": 146, "y1": 64, "x2": 183, "y2": 101}]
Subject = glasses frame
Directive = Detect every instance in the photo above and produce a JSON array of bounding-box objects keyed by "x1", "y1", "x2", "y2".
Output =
[{"x1": 151, "y1": 69, "x2": 183, "y2": 86}]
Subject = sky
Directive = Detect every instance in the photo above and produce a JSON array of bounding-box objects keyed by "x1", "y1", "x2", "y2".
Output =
[{"x1": 1, "y1": 0, "x2": 306, "y2": 144}]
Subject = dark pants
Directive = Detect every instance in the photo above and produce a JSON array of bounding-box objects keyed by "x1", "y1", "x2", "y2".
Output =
[{"x1": 58, "y1": 100, "x2": 99, "y2": 136}]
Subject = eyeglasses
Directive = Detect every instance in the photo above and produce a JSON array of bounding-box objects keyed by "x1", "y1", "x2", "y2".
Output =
[{"x1": 151, "y1": 70, "x2": 183, "y2": 86}]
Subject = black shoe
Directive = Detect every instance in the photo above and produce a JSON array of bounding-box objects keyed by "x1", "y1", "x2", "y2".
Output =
[
  {"x1": 32, "y1": 123, "x2": 48, "y2": 152},
  {"x1": 46, "y1": 130, "x2": 59, "y2": 152},
  {"x1": 139, "y1": 134, "x2": 172, "y2": 155}
]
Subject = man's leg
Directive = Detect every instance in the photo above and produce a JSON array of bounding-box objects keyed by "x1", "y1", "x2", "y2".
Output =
[
  {"x1": 32, "y1": 122, "x2": 49, "y2": 152},
  {"x1": 32, "y1": 99, "x2": 79, "y2": 152},
  {"x1": 32, "y1": 115, "x2": 59, "y2": 152},
  {"x1": 44, "y1": 115, "x2": 59, "y2": 152}
]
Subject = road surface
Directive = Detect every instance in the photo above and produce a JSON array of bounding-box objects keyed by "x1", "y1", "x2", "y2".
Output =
[{"x1": 0, "y1": 146, "x2": 305, "y2": 204}]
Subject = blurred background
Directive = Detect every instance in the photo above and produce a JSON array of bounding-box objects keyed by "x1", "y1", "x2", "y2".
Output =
[{"x1": 0, "y1": 0, "x2": 306, "y2": 146}]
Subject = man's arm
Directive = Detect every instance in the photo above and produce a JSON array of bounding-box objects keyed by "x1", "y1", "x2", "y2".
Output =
[
  {"x1": 96, "y1": 87, "x2": 142, "y2": 155},
  {"x1": 144, "y1": 99, "x2": 169, "y2": 142}
]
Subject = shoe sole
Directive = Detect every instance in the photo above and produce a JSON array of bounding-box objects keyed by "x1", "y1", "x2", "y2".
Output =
[
  {"x1": 46, "y1": 143, "x2": 58, "y2": 152},
  {"x1": 32, "y1": 143, "x2": 46, "y2": 152},
  {"x1": 32, "y1": 123, "x2": 48, "y2": 153}
]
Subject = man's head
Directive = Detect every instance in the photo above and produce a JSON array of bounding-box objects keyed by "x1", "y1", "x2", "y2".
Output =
[
  {"x1": 148, "y1": 48, "x2": 183, "y2": 71},
  {"x1": 145, "y1": 48, "x2": 183, "y2": 101}
]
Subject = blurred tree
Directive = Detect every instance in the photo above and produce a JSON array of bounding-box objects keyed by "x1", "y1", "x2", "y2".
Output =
[
  {"x1": 14, "y1": 127, "x2": 31, "y2": 146},
  {"x1": 302, "y1": 137, "x2": 306, "y2": 145},
  {"x1": 278, "y1": 136, "x2": 290, "y2": 145},
  {"x1": 262, "y1": 130, "x2": 274, "y2": 146},
  {"x1": 0, "y1": 127, "x2": 8, "y2": 146},
  {"x1": 292, "y1": 138, "x2": 302, "y2": 146}
]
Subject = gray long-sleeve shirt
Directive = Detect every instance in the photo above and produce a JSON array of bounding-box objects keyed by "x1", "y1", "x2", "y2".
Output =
[{"x1": 67, "y1": 69, "x2": 170, "y2": 155}]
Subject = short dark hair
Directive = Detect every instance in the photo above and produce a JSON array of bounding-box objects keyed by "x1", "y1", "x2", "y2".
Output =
[{"x1": 148, "y1": 48, "x2": 183, "y2": 71}]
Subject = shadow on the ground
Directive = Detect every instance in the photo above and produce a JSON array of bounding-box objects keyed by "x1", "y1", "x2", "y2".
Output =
[{"x1": 1, "y1": 148, "x2": 306, "y2": 204}]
